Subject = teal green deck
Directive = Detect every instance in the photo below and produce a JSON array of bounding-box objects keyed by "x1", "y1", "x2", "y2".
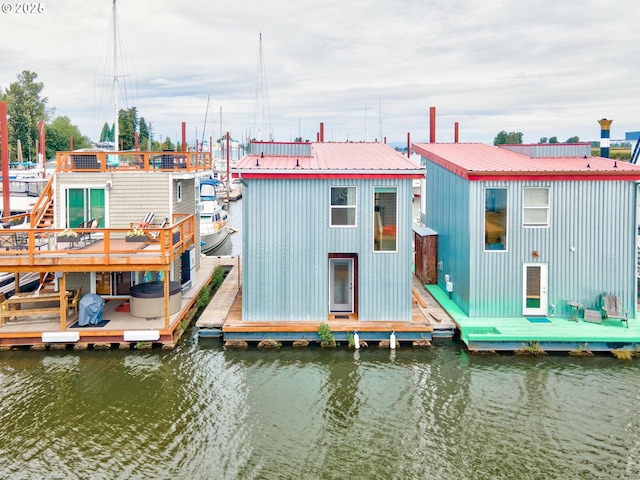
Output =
[{"x1": 426, "y1": 285, "x2": 640, "y2": 353}]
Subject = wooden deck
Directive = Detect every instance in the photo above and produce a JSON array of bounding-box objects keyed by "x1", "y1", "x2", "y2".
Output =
[
  {"x1": 193, "y1": 257, "x2": 457, "y2": 343},
  {"x1": 0, "y1": 258, "x2": 224, "y2": 350},
  {"x1": 427, "y1": 285, "x2": 640, "y2": 353}
]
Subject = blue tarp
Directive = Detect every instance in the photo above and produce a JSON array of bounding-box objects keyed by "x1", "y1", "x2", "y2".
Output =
[{"x1": 78, "y1": 293, "x2": 105, "y2": 326}]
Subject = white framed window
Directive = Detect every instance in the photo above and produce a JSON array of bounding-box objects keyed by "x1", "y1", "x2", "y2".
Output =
[
  {"x1": 330, "y1": 186, "x2": 357, "y2": 227},
  {"x1": 177, "y1": 182, "x2": 183, "y2": 203},
  {"x1": 484, "y1": 187, "x2": 507, "y2": 251},
  {"x1": 373, "y1": 187, "x2": 397, "y2": 252},
  {"x1": 523, "y1": 187, "x2": 549, "y2": 227}
]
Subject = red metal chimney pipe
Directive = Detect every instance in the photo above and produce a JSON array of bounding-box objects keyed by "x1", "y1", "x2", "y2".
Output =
[
  {"x1": 39, "y1": 120, "x2": 46, "y2": 178},
  {"x1": 1, "y1": 102, "x2": 9, "y2": 216},
  {"x1": 181, "y1": 122, "x2": 187, "y2": 152},
  {"x1": 407, "y1": 132, "x2": 411, "y2": 158},
  {"x1": 319, "y1": 122, "x2": 324, "y2": 143},
  {"x1": 454, "y1": 122, "x2": 459, "y2": 143},
  {"x1": 429, "y1": 107, "x2": 436, "y2": 143}
]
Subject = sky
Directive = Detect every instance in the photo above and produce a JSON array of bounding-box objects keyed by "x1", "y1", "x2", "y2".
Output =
[{"x1": 1, "y1": 0, "x2": 638, "y2": 148}]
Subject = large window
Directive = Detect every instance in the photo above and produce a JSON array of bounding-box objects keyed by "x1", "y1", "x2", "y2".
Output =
[
  {"x1": 373, "y1": 187, "x2": 397, "y2": 252},
  {"x1": 523, "y1": 187, "x2": 549, "y2": 227},
  {"x1": 66, "y1": 187, "x2": 105, "y2": 229},
  {"x1": 330, "y1": 186, "x2": 357, "y2": 226},
  {"x1": 484, "y1": 188, "x2": 507, "y2": 251}
]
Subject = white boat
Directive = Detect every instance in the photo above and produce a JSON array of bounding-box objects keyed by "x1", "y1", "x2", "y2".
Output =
[
  {"x1": 199, "y1": 179, "x2": 231, "y2": 254},
  {"x1": 0, "y1": 177, "x2": 49, "y2": 215},
  {"x1": 216, "y1": 179, "x2": 243, "y2": 202},
  {"x1": 0, "y1": 271, "x2": 40, "y2": 297}
]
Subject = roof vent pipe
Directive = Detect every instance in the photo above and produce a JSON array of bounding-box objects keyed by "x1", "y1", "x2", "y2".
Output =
[
  {"x1": 454, "y1": 122, "x2": 459, "y2": 143},
  {"x1": 430, "y1": 107, "x2": 436, "y2": 143},
  {"x1": 598, "y1": 118, "x2": 612, "y2": 158},
  {"x1": 407, "y1": 132, "x2": 411, "y2": 158},
  {"x1": 319, "y1": 122, "x2": 324, "y2": 143}
]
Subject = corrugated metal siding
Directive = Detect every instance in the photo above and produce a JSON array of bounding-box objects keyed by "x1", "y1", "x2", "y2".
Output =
[
  {"x1": 499, "y1": 144, "x2": 592, "y2": 158},
  {"x1": 469, "y1": 180, "x2": 638, "y2": 317},
  {"x1": 250, "y1": 142, "x2": 311, "y2": 157},
  {"x1": 242, "y1": 178, "x2": 414, "y2": 322},
  {"x1": 424, "y1": 161, "x2": 471, "y2": 314},
  {"x1": 424, "y1": 157, "x2": 638, "y2": 318}
]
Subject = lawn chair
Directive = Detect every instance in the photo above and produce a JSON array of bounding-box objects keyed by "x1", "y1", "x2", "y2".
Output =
[
  {"x1": 139, "y1": 212, "x2": 154, "y2": 228},
  {"x1": 146, "y1": 216, "x2": 169, "y2": 242},
  {"x1": 75, "y1": 219, "x2": 93, "y2": 247},
  {"x1": 601, "y1": 294, "x2": 629, "y2": 328},
  {"x1": 68, "y1": 286, "x2": 82, "y2": 316}
]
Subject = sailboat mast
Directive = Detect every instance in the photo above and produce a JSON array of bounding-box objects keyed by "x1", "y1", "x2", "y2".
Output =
[
  {"x1": 201, "y1": 93, "x2": 210, "y2": 149},
  {"x1": 112, "y1": 0, "x2": 119, "y2": 150},
  {"x1": 253, "y1": 32, "x2": 271, "y2": 142}
]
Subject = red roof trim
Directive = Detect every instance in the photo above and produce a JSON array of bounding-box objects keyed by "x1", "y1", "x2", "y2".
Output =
[
  {"x1": 468, "y1": 173, "x2": 640, "y2": 181},
  {"x1": 239, "y1": 173, "x2": 423, "y2": 180}
]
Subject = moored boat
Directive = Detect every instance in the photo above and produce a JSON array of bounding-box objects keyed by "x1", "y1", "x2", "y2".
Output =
[
  {"x1": 199, "y1": 179, "x2": 231, "y2": 254},
  {"x1": 0, "y1": 271, "x2": 40, "y2": 297}
]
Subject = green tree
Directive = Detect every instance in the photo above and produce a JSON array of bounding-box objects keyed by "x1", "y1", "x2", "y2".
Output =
[
  {"x1": 0, "y1": 70, "x2": 49, "y2": 162},
  {"x1": 100, "y1": 122, "x2": 113, "y2": 143},
  {"x1": 163, "y1": 136, "x2": 175, "y2": 151},
  {"x1": 565, "y1": 136, "x2": 580, "y2": 143},
  {"x1": 539, "y1": 137, "x2": 548, "y2": 144},
  {"x1": 549, "y1": 136, "x2": 559, "y2": 144},
  {"x1": 46, "y1": 116, "x2": 91, "y2": 159},
  {"x1": 139, "y1": 117, "x2": 150, "y2": 150},
  {"x1": 118, "y1": 107, "x2": 138, "y2": 150},
  {"x1": 493, "y1": 131, "x2": 523, "y2": 145}
]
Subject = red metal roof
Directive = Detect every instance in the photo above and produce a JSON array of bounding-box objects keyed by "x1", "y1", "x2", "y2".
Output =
[
  {"x1": 412, "y1": 143, "x2": 640, "y2": 181},
  {"x1": 234, "y1": 142, "x2": 424, "y2": 179}
]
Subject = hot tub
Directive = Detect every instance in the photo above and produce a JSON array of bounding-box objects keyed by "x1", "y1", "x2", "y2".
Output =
[{"x1": 129, "y1": 281, "x2": 182, "y2": 318}]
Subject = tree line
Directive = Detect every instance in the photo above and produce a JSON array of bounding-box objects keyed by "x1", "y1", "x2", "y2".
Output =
[
  {"x1": 493, "y1": 131, "x2": 581, "y2": 145},
  {"x1": 0, "y1": 70, "x2": 176, "y2": 163}
]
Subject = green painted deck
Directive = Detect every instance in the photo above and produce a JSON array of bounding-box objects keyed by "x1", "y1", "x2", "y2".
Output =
[{"x1": 425, "y1": 285, "x2": 640, "y2": 353}]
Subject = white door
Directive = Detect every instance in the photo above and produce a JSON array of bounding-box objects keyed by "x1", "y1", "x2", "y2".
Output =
[
  {"x1": 329, "y1": 258, "x2": 353, "y2": 313},
  {"x1": 523, "y1": 263, "x2": 548, "y2": 316}
]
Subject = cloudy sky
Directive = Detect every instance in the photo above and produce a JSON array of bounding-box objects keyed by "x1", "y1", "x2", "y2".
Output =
[{"x1": 1, "y1": 0, "x2": 638, "y2": 148}]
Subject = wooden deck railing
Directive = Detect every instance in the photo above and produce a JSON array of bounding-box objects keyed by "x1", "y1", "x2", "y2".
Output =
[
  {"x1": 55, "y1": 150, "x2": 213, "y2": 173},
  {"x1": 0, "y1": 215, "x2": 195, "y2": 271}
]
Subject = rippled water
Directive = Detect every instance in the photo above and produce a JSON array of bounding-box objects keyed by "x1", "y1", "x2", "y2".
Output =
[
  {"x1": 3, "y1": 201, "x2": 639, "y2": 478},
  {"x1": 1, "y1": 337, "x2": 639, "y2": 480}
]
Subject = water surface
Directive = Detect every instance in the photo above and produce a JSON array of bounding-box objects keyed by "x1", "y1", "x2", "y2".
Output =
[{"x1": 1, "y1": 339, "x2": 638, "y2": 479}]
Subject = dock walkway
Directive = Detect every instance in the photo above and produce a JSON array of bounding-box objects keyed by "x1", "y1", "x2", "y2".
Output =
[
  {"x1": 427, "y1": 284, "x2": 640, "y2": 353},
  {"x1": 196, "y1": 256, "x2": 240, "y2": 333},
  {"x1": 196, "y1": 260, "x2": 457, "y2": 342}
]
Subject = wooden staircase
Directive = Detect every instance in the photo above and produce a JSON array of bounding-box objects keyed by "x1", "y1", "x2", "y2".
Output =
[
  {"x1": 37, "y1": 272, "x2": 57, "y2": 293},
  {"x1": 29, "y1": 176, "x2": 55, "y2": 229}
]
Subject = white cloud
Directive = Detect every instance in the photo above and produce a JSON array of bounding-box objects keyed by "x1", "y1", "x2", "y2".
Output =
[{"x1": 1, "y1": 0, "x2": 638, "y2": 147}]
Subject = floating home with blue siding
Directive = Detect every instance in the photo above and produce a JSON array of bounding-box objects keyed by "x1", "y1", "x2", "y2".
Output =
[
  {"x1": 229, "y1": 141, "x2": 428, "y2": 342},
  {"x1": 413, "y1": 142, "x2": 640, "y2": 321}
]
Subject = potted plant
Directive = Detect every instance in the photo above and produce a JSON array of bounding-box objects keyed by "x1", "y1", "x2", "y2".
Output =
[
  {"x1": 57, "y1": 228, "x2": 78, "y2": 243},
  {"x1": 126, "y1": 226, "x2": 147, "y2": 242}
]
